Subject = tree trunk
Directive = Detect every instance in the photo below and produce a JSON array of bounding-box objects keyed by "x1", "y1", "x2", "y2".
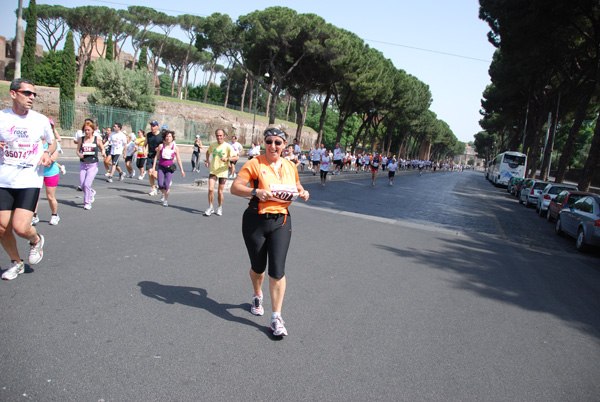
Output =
[
  {"x1": 555, "y1": 84, "x2": 596, "y2": 183},
  {"x1": 294, "y1": 93, "x2": 306, "y2": 141},
  {"x1": 315, "y1": 91, "x2": 331, "y2": 146},
  {"x1": 240, "y1": 72, "x2": 248, "y2": 112},
  {"x1": 224, "y1": 75, "x2": 231, "y2": 108},
  {"x1": 203, "y1": 60, "x2": 215, "y2": 103},
  {"x1": 577, "y1": 109, "x2": 600, "y2": 192},
  {"x1": 539, "y1": 112, "x2": 555, "y2": 181}
]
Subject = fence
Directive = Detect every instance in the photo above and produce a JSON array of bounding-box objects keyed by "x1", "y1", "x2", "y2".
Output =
[{"x1": 0, "y1": 97, "x2": 214, "y2": 144}]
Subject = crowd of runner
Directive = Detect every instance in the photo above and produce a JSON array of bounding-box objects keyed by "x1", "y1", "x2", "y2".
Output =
[{"x1": 0, "y1": 78, "x2": 467, "y2": 337}]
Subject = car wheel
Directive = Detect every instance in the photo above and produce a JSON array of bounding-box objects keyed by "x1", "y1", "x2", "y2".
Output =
[
  {"x1": 546, "y1": 209, "x2": 553, "y2": 222},
  {"x1": 576, "y1": 228, "x2": 588, "y2": 252},
  {"x1": 555, "y1": 218, "x2": 563, "y2": 235}
]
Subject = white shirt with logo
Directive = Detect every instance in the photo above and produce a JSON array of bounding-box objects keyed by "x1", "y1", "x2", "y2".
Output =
[
  {"x1": 109, "y1": 131, "x2": 128, "y2": 155},
  {"x1": 0, "y1": 108, "x2": 53, "y2": 189}
]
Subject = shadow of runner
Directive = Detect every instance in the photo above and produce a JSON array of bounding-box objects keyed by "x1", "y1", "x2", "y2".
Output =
[{"x1": 137, "y1": 281, "x2": 280, "y2": 340}]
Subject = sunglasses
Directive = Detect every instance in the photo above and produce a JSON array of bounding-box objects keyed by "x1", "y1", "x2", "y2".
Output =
[
  {"x1": 17, "y1": 90, "x2": 37, "y2": 98},
  {"x1": 265, "y1": 139, "x2": 283, "y2": 146}
]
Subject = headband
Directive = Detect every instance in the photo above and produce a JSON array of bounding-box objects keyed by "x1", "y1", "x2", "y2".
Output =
[{"x1": 264, "y1": 128, "x2": 286, "y2": 141}]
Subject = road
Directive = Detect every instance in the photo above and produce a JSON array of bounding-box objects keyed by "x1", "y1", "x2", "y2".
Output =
[{"x1": 1, "y1": 161, "x2": 599, "y2": 401}]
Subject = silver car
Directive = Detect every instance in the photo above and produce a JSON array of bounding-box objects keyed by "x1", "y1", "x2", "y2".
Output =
[
  {"x1": 536, "y1": 183, "x2": 578, "y2": 217},
  {"x1": 555, "y1": 195, "x2": 600, "y2": 251},
  {"x1": 519, "y1": 180, "x2": 550, "y2": 208}
]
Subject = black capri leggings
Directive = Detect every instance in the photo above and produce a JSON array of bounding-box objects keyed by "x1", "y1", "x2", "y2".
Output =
[
  {"x1": 242, "y1": 208, "x2": 292, "y2": 279},
  {"x1": 320, "y1": 170, "x2": 328, "y2": 180}
]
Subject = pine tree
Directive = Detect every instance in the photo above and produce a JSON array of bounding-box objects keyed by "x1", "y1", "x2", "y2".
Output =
[
  {"x1": 137, "y1": 46, "x2": 148, "y2": 69},
  {"x1": 22, "y1": 0, "x2": 37, "y2": 81},
  {"x1": 105, "y1": 32, "x2": 114, "y2": 61},
  {"x1": 59, "y1": 30, "x2": 76, "y2": 129}
]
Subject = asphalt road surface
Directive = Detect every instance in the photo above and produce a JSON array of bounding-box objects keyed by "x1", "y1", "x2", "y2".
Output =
[{"x1": 1, "y1": 161, "x2": 599, "y2": 401}]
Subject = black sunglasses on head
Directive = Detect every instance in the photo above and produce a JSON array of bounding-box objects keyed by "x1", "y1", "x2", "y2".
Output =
[
  {"x1": 265, "y1": 139, "x2": 283, "y2": 146},
  {"x1": 17, "y1": 90, "x2": 37, "y2": 98}
]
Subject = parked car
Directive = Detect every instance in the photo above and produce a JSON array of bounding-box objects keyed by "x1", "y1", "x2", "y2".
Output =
[
  {"x1": 515, "y1": 178, "x2": 534, "y2": 199},
  {"x1": 555, "y1": 195, "x2": 600, "y2": 251},
  {"x1": 547, "y1": 190, "x2": 594, "y2": 222},
  {"x1": 536, "y1": 183, "x2": 578, "y2": 217},
  {"x1": 507, "y1": 177, "x2": 524, "y2": 194},
  {"x1": 519, "y1": 179, "x2": 550, "y2": 207}
]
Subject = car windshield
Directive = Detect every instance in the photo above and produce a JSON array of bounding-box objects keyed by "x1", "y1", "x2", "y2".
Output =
[
  {"x1": 549, "y1": 186, "x2": 572, "y2": 195},
  {"x1": 533, "y1": 182, "x2": 548, "y2": 190},
  {"x1": 504, "y1": 154, "x2": 526, "y2": 168},
  {"x1": 569, "y1": 194, "x2": 584, "y2": 204}
]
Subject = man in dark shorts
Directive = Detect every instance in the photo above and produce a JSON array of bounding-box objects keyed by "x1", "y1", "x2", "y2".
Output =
[
  {"x1": 146, "y1": 121, "x2": 163, "y2": 196},
  {"x1": 0, "y1": 78, "x2": 55, "y2": 280}
]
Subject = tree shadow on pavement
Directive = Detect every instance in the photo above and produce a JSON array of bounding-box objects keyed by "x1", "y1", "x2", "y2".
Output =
[
  {"x1": 137, "y1": 281, "x2": 279, "y2": 339},
  {"x1": 375, "y1": 237, "x2": 600, "y2": 339}
]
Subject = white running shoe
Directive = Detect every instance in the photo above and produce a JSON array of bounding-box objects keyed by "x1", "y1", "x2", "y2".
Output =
[
  {"x1": 270, "y1": 316, "x2": 288, "y2": 336},
  {"x1": 29, "y1": 234, "x2": 45, "y2": 265},
  {"x1": 163, "y1": 200, "x2": 169, "y2": 207},
  {"x1": 215, "y1": 206, "x2": 223, "y2": 216},
  {"x1": 104, "y1": 172, "x2": 110, "y2": 177},
  {"x1": 138, "y1": 175, "x2": 144, "y2": 180},
  {"x1": 119, "y1": 172, "x2": 124, "y2": 181},
  {"x1": 59, "y1": 165, "x2": 66, "y2": 175},
  {"x1": 107, "y1": 177, "x2": 113, "y2": 183},
  {"x1": 148, "y1": 188, "x2": 158, "y2": 196},
  {"x1": 2, "y1": 260, "x2": 25, "y2": 281},
  {"x1": 84, "y1": 204, "x2": 92, "y2": 210},
  {"x1": 160, "y1": 194, "x2": 165, "y2": 202},
  {"x1": 49, "y1": 215, "x2": 60, "y2": 226},
  {"x1": 251, "y1": 294, "x2": 264, "y2": 316},
  {"x1": 31, "y1": 215, "x2": 39, "y2": 226},
  {"x1": 204, "y1": 206, "x2": 214, "y2": 216}
]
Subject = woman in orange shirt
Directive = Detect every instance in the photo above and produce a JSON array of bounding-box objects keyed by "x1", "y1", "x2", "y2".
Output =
[{"x1": 231, "y1": 125, "x2": 309, "y2": 337}]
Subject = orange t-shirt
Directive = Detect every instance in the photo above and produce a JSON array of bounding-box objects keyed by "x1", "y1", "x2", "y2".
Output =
[{"x1": 237, "y1": 154, "x2": 300, "y2": 215}]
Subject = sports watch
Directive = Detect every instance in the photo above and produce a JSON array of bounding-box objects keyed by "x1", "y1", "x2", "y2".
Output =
[{"x1": 251, "y1": 188, "x2": 257, "y2": 197}]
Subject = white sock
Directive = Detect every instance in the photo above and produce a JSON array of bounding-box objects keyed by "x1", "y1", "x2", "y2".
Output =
[{"x1": 271, "y1": 312, "x2": 281, "y2": 320}]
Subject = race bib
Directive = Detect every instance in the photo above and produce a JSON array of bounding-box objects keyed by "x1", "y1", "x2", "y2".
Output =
[
  {"x1": 81, "y1": 143, "x2": 97, "y2": 156},
  {"x1": 3, "y1": 139, "x2": 40, "y2": 167},
  {"x1": 269, "y1": 183, "x2": 298, "y2": 202}
]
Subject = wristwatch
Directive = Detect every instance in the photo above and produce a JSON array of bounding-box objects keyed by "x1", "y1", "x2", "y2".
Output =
[{"x1": 251, "y1": 189, "x2": 257, "y2": 197}]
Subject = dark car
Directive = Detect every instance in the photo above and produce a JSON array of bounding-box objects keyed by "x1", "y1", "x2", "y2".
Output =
[
  {"x1": 555, "y1": 195, "x2": 600, "y2": 251},
  {"x1": 547, "y1": 190, "x2": 595, "y2": 222}
]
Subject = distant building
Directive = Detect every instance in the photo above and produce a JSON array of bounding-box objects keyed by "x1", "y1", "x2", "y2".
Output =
[
  {"x1": 454, "y1": 144, "x2": 483, "y2": 167},
  {"x1": 0, "y1": 35, "x2": 44, "y2": 81}
]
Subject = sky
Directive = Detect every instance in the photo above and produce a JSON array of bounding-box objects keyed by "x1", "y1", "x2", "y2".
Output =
[{"x1": 1, "y1": 0, "x2": 496, "y2": 143}]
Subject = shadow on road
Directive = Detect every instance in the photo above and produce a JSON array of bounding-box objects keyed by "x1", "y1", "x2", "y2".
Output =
[
  {"x1": 137, "y1": 281, "x2": 281, "y2": 340},
  {"x1": 375, "y1": 237, "x2": 600, "y2": 339}
]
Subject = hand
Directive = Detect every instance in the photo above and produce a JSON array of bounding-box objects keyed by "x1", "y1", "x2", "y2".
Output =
[
  {"x1": 181, "y1": 171, "x2": 186, "y2": 178},
  {"x1": 0, "y1": 142, "x2": 5, "y2": 151},
  {"x1": 257, "y1": 188, "x2": 273, "y2": 202},
  {"x1": 221, "y1": 156, "x2": 228, "y2": 162},
  {"x1": 299, "y1": 190, "x2": 310, "y2": 202},
  {"x1": 205, "y1": 161, "x2": 209, "y2": 168},
  {"x1": 39, "y1": 152, "x2": 52, "y2": 167}
]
